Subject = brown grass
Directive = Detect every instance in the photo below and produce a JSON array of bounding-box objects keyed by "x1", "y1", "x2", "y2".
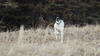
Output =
[{"x1": 0, "y1": 25, "x2": 100, "y2": 56}]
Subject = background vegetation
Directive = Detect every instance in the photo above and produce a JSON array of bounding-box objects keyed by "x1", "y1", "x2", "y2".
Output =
[{"x1": 0, "y1": 0, "x2": 100, "y2": 31}]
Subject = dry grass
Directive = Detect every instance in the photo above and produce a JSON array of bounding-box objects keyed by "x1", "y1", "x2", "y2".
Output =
[{"x1": 0, "y1": 25, "x2": 100, "y2": 56}]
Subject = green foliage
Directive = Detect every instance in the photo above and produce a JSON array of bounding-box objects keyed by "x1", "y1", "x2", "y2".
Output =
[
  {"x1": 0, "y1": 0, "x2": 100, "y2": 31},
  {"x1": 0, "y1": 20, "x2": 6, "y2": 31}
]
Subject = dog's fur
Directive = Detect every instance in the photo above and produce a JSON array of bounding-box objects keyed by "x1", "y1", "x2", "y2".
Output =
[{"x1": 54, "y1": 19, "x2": 64, "y2": 43}]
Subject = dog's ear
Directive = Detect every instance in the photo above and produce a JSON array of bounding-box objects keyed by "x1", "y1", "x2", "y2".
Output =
[{"x1": 56, "y1": 18, "x2": 57, "y2": 21}]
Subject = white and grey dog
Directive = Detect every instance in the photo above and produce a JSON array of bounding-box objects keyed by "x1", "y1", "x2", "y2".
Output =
[{"x1": 54, "y1": 17, "x2": 64, "y2": 43}]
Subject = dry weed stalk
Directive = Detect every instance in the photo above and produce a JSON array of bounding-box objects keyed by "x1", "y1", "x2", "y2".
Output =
[{"x1": 0, "y1": 25, "x2": 99, "y2": 56}]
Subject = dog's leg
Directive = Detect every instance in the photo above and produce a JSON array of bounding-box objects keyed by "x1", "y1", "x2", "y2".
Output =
[
  {"x1": 55, "y1": 30, "x2": 58, "y2": 40},
  {"x1": 61, "y1": 31, "x2": 64, "y2": 43},
  {"x1": 54, "y1": 28, "x2": 58, "y2": 40}
]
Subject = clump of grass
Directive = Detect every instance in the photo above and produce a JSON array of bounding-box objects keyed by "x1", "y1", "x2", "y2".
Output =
[{"x1": 0, "y1": 25, "x2": 100, "y2": 56}]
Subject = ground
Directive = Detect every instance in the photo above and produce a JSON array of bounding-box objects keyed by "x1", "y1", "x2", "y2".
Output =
[{"x1": 0, "y1": 25, "x2": 100, "y2": 56}]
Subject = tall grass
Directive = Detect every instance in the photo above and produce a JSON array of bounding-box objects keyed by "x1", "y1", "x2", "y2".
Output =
[{"x1": 0, "y1": 25, "x2": 100, "y2": 56}]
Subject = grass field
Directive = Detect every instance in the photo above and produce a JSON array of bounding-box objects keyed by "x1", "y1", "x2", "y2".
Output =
[{"x1": 0, "y1": 25, "x2": 100, "y2": 56}]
